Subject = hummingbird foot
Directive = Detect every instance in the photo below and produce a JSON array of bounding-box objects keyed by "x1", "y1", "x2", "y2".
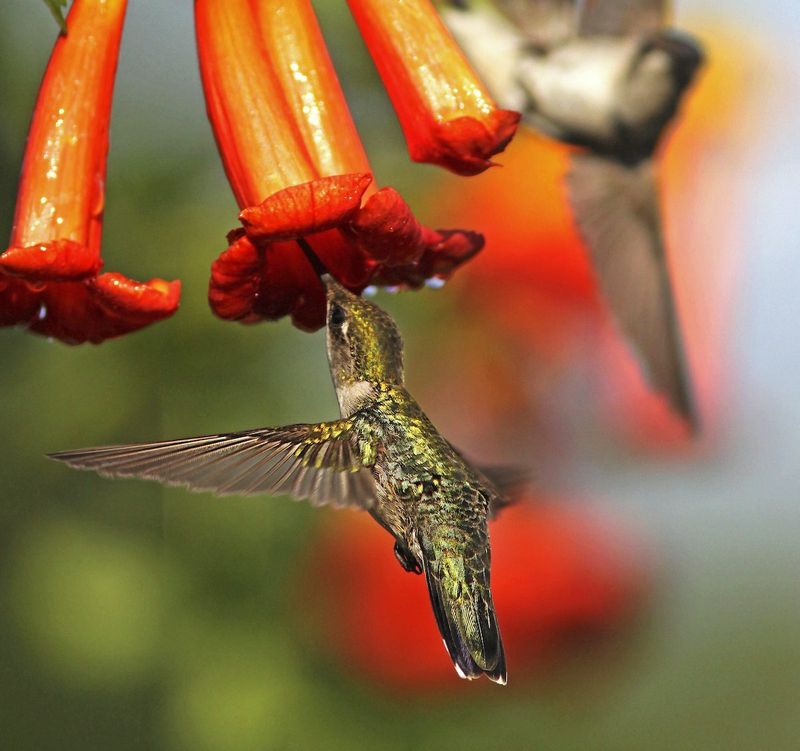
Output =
[{"x1": 393, "y1": 540, "x2": 423, "y2": 575}]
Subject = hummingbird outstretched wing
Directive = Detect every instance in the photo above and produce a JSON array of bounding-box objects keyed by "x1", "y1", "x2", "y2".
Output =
[
  {"x1": 578, "y1": 0, "x2": 669, "y2": 37},
  {"x1": 566, "y1": 152, "x2": 696, "y2": 428},
  {"x1": 48, "y1": 420, "x2": 377, "y2": 509}
]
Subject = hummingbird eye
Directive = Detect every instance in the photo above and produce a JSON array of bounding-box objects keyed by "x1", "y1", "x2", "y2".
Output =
[{"x1": 329, "y1": 305, "x2": 346, "y2": 327}]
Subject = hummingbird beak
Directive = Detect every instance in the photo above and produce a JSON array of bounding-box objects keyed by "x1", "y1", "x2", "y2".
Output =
[
  {"x1": 294, "y1": 240, "x2": 354, "y2": 302},
  {"x1": 321, "y1": 273, "x2": 338, "y2": 297}
]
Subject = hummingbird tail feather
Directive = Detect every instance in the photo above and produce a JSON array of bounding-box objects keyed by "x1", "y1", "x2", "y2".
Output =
[{"x1": 423, "y1": 557, "x2": 507, "y2": 685}]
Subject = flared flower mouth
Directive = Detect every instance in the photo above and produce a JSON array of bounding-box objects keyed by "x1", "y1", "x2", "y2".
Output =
[
  {"x1": 0, "y1": 0, "x2": 179, "y2": 344},
  {"x1": 197, "y1": 0, "x2": 487, "y2": 331},
  {"x1": 347, "y1": 0, "x2": 520, "y2": 176}
]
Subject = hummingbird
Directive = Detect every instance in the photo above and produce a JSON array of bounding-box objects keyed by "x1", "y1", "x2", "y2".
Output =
[
  {"x1": 49, "y1": 267, "x2": 524, "y2": 684},
  {"x1": 441, "y1": 0, "x2": 704, "y2": 428}
]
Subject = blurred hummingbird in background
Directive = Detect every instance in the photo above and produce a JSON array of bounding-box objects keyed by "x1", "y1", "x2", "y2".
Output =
[
  {"x1": 441, "y1": 0, "x2": 705, "y2": 428},
  {"x1": 49, "y1": 267, "x2": 526, "y2": 684}
]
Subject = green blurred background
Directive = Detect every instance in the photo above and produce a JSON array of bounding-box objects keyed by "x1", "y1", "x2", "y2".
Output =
[{"x1": 1, "y1": 1, "x2": 799, "y2": 749}]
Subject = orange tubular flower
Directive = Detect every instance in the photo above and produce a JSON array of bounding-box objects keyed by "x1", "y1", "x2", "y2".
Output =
[
  {"x1": 347, "y1": 0, "x2": 520, "y2": 176},
  {"x1": 197, "y1": 0, "x2": 483, "y2": 331},
  {"x1": 0, "y1": 0, "x2": 180, "y2": 344}
]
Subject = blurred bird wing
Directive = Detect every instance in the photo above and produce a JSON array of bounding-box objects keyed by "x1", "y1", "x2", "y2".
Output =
[
  {"x1": 496, "y1": 0, "x2": 579, "y2": 48},
  {"x1": 446, "y1": 441, "x2": 532, "y2": 516},
  {"x1": 566, "y1": 153, "x2": 696, "y2": 427},
  {"x1": 49, "y1": 420, "x2": 377, "y2": 509},
  {"x1": 578, "y1": 0, "x2": 669, "y2": 37},
  {"x1": 476, "y1": 464, "x2": 532, "y2": 517}
]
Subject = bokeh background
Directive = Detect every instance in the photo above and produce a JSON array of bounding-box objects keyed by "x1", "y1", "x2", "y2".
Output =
[{"x1": 1, "y1": 1, "x2": 799, "y2": 749}]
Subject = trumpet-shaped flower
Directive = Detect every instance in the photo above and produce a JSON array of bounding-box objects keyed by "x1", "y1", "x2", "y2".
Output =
[
  {"x1": 197, "y1": 0, "x2": 485, "y2": 331},
  {"x1": 347, "y1": 0, "x2": 520, "y2": 176},
  {"x1": 0, "y1": 0, "x2": 180, "y2": 344}
]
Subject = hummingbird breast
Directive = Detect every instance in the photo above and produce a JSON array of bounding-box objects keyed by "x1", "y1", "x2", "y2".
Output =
[{"x1": 355, "y1": 385, "x2": 491, "y2": 559}]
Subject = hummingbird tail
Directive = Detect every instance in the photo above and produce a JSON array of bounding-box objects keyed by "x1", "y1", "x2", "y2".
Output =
[{"x1": 423, "y1": 553, "x2": 507, "y2": 685}]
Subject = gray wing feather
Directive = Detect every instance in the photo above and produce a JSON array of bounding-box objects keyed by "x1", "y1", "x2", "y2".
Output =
[
  {"x1": 447, "y1": 440, "x2": 532, "y2": 517},
  {"x1": 48, "y1": 422, "x2": 377, "y2": 509},
  {"x1": 578, "y1": 0, "x2": 669, "y2": 37},
  {"x1": 566, "y1": 153, "x2": 697, "y2": 428},
  {"x1": 477, "y1": 464, "x2": 532, "y2": 517},
  {"x1": 496, "y1": 0, "x2": 578, "y2": 48}
]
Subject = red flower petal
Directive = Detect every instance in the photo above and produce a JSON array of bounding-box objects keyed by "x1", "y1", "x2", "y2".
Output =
[
  {"x1": 208, "y1": 231, "x2": 260, "y2": 323},
  {"x1": 424, "y1": 110, "x2": 521, "y2": 177},
  {"x1": 27, "y1": 274, "x2": 180, "y2": 345},
  {"x1": 258, "y1": 241, "x2": 326, "y2": 331},
  {"x1": 370, "y1": 228, "x2": 484, "y2": 288},
  {"x1": 350, "y1": 187, "x2": 426, "y2": 265},
  {"x1": 0, "y1": 239, "x2": 101, "y2": 281},
  {"x1": 239, "y1": 174, "x2": 372, "y2": 243},
  {"x1": 209, "y1": 228, "x2": 373, "y2": 332},
  {"x1": 211, "y1": 170, "x2": 485, "y2": 331},
  {"x1": 0, "y1": 274, "x2": 40, "y2": 327},
  {"x1": 91, "y1": 273, "x2": 181, "y2": 319}
]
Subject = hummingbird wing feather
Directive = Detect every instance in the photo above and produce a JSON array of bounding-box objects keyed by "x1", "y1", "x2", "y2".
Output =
[
  {"x1": 494, "y1": 0, "x2": 579, "y2": 48},
  {"x1": 566, "y1": 152, "x2": 696, "y2": 427},
  {"x1": 48, "y1": 420, "x2": 377, "y2": 509},
  {"x1": 578, "y1": 0, "x2": 669, "y2": 37},
  {"x1": 476, "y1": 464, "x2": 532, "y2": 517}
]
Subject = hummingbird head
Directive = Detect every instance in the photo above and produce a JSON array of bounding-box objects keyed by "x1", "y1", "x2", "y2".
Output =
[
  {"x1": 323, "y1": 275, "x2": 404, "y2": 412},
  {"x1": 615, "y1": 30, "x2": 704, "y2": 161}
]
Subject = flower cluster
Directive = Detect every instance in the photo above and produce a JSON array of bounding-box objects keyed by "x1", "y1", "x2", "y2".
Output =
[
  {"x1": 0, "y1": 0, "x2": 179, "y2": 344},
  {"x1": 1, "y1": 0, "x2": 514, "y2": 341},
  {"x1": 200, "y1": 0, "x2": 513, "y2": 331}
]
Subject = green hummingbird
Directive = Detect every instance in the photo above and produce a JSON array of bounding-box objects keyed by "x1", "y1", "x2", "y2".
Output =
[{"x1": 49, "y1": 273, "x2": 526, "y2": 684}]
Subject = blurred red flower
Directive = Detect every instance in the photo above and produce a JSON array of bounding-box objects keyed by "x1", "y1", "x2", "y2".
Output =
[
  {"x1": 297, "y1": 503, "x2": 648, "y2": 690},
  {"x1": 0, "y1": 0, "x2": 179, "y2": 344},
  {"x1": 197, "y1": 0, "x2": 494, "y2": 332}
]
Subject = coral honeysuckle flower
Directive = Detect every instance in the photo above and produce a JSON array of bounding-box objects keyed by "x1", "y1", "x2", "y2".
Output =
[
  {"x1": 196, "y1": 0, "x2": 484, "y2": 331},
  {"x1": 0, "y1": 0, "x2": 179, "y2": 344},
  {"x1": 347, "y1": 0, "x2": 520, "y2": 176}
]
